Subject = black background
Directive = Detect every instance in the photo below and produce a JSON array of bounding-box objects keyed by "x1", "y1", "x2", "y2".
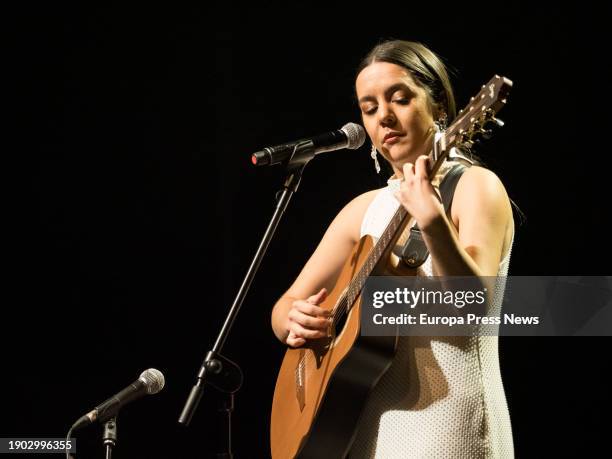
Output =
[{"x1": 7, "y1": 3, "x2": 611, "y2": 458}]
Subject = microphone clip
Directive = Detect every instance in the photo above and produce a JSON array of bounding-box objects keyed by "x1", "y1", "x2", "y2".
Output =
[
  {"x1": 285, "y1": 140, "x2": 316, "y2": 173},
  {"x1": 199, "y1": 351, "x2": 243, "y2": 394}
]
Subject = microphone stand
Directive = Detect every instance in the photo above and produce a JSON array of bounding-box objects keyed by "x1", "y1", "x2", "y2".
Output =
[
  {"x1": 179, "y1": 141, "x2": 317, "y2": 457},
  {"x1": 102, "y1": 417, "x2": 117, "y2": 459}
]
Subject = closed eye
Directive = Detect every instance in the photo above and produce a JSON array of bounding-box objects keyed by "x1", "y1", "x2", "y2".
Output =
[
  {"x1": 360, "y1": 94, "x2": 411, "y2": 115},
  {"x1": 361, "y1": 105, "x2": 377, "y2": 115}
]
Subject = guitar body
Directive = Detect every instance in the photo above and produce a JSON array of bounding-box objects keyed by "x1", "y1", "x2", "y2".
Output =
[{"x1": 271, "y1": 236, "x2": 407, "y2": 459}]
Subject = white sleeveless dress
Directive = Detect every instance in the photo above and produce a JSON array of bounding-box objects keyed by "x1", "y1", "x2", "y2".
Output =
[{"x1": 349, "y1": 168, "x2": 515, "y2": 458}]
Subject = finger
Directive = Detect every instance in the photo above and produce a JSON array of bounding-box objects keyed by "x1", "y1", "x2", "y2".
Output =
[
  {"x1": 414, "y1": 155, "x2": 430, "y2": 179},
  {"x1": 290, "y1": 322, "x2": 328, "y2": 339},
  {"x1": 402, "y1": 162, "x2": 415, "y2": 179},
  {"x1": 294, "y1": 300, "x2": 331, "y2": 317},
  {"x1": 307, "y1": 288, "x2": 328, "y2": 304},
  {"x1": 288, "y1": 309, "x2": 330, "y2": 330},
  {"x1": 287, "y1": 332, "x2": 306, "y2": 348},
  {"x1": 287, "y1": 338, "x2": 305, "y2": 348}
]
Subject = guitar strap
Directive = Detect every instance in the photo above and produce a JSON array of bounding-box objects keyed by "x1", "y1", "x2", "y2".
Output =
[{"x1": 394, "y1": 161, "x2": 470, "y2": 268}]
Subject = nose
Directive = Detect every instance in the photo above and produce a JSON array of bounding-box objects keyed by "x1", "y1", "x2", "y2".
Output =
[{"x1": 378, "y1": 102, "x2": 396, "y2": 126}]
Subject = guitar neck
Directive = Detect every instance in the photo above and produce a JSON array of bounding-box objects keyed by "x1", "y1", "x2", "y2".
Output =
[{"x1": 344, "y1": 142, "x2": 445, "y2": 309}]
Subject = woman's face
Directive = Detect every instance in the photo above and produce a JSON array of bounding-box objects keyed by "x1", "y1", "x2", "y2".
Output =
[{"x1": 356, "y1": 62, "x2": 436, "y2": 174}]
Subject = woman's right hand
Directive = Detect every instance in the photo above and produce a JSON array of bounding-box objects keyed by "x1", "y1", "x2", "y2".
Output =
[{"x1": 286, "y1": 288, "x2": 331, "y2": 348}]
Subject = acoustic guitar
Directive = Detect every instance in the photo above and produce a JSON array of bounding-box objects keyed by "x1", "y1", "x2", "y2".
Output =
[{"x1": 270, "y1": 75, "x2": 513, "y2": 459}]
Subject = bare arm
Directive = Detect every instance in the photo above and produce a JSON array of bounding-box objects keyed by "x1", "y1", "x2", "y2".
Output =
[
  {"x1": 271, "y1": 190, "x2": 378, "y2": 346},
  {"x1": 395, "y1": 158, "x2": 513, "y2": 277},
  {"x1": 423, "y1": 165, "x2": 513, "y2": 277}
]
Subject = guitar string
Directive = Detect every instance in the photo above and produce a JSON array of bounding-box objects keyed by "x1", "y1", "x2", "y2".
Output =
[{"x1": 298, "y1": 207, "x2": 405, "y2": 370}]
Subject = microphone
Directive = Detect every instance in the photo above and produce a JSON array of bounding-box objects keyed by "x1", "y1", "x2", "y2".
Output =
[
  {"x1": 71, "y1": 368, "x2": 165, "y2": 431},
  {"x1": 251, "y1": 122, "x2": 366, "y2": 166}
]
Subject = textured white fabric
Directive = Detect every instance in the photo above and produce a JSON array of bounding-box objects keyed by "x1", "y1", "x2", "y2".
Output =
[{"x1": 350, "y1": 164, "x2": 515, "y2": 458}]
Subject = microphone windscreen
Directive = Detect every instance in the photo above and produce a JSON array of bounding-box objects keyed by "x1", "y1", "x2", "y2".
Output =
[
  {"x1": 340, "y1": 123, "x2": 366, "y2": 150},
  {"x1": 139, "y1": 368, "x2": 165, "y2": 394}
]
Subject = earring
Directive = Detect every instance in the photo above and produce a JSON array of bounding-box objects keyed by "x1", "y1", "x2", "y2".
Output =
[
  {"x1": 436, "y1": 112, "x2": 448, "y2": 131},
  {"x1": 370, "y1": 144, "x2": 381, "y2": 174}
]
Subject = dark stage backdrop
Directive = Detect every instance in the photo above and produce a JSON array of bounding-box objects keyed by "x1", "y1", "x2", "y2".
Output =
[{"x1": 8, "y1": 4, "x2": 611, "y2": 458}]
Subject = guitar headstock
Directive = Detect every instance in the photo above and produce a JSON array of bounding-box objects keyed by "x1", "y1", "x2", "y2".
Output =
[{"x1": 434, "y1": 75, "x2": 513, "y2": 162}]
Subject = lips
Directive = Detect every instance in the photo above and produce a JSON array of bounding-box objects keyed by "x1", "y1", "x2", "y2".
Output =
[{"x1": 383, "y1": 132, "x2": 403, "y2": 144}]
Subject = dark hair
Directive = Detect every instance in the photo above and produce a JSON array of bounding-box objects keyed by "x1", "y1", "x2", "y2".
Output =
[{"x1": 357, "y1": 40, "x2": 456, "y2": 123}]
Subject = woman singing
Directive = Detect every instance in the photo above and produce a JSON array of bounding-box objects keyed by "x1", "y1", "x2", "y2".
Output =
[{"x1": 271, "y1": 40, "x2": 515, "y2": 458}]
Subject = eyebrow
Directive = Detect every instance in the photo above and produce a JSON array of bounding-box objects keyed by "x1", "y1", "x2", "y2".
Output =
[{"x1": 358, "y1": 82, "x2": 412, "y2": 104}]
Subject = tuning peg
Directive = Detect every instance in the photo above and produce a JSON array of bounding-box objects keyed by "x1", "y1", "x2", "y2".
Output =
[
  {"x1": 491, "y1": 117, "x2": 504, "y2": 127},
  {"x1": 481, "y1": 129, "x2": 494, "y2": 139}
]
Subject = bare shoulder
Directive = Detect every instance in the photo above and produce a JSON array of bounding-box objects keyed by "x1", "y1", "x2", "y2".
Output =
[
  {"x1": 283, "y1": 187, "x2": 384, "y2": 300},
  {"x1": 451, "y1": 165, "x2": 514, "y2": 260},
  {"x1": 348, "y1": 188, "x2": 381, "y2": 211},
  {"x1": 336, "y1": 188, "x2": 383, "y2": 243},
  {"x1": 453, "y1": 165, "x2": 512, "y2": 212},
  {"x1": 459, "y1": 165, "x2": 507, "y2": 188}
]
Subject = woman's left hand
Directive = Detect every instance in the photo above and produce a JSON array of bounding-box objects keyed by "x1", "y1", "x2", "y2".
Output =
[{"x1": 393, "y1": 155, "x2": 446, "y2": 234}]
